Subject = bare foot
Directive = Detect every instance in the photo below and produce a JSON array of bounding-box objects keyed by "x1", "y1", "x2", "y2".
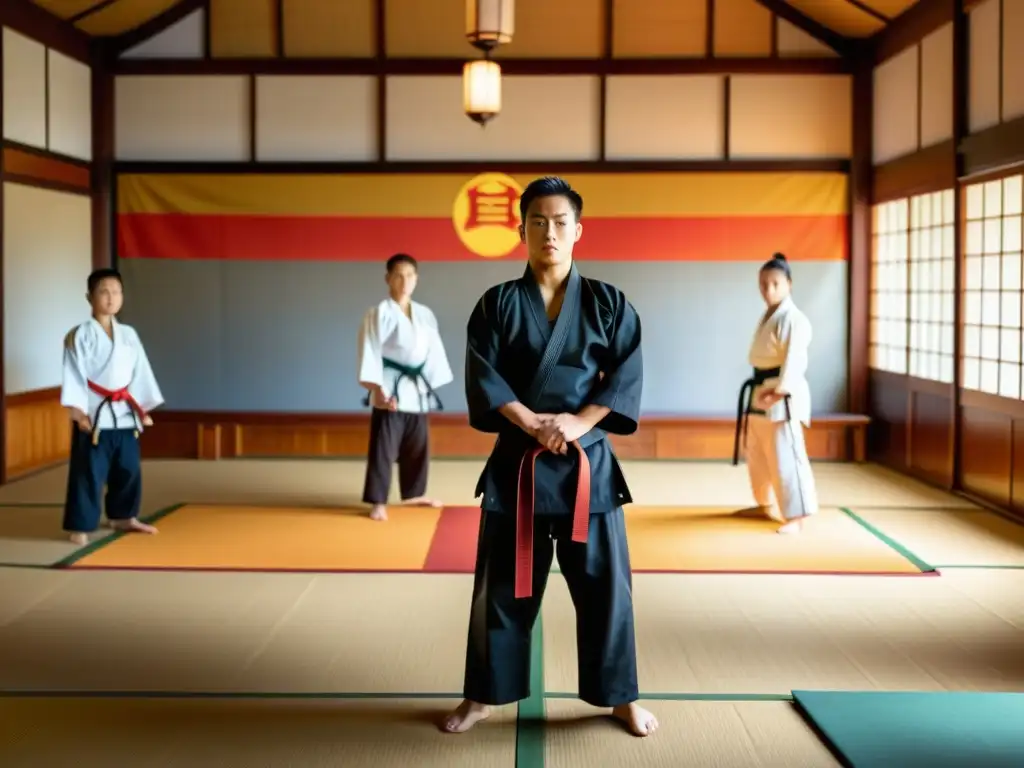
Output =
[
  {"x1": 777, "y1": 518, "x2": 804, "y2": 535},
  {"x1": 441, "y1": 699, "x2": 491, "y2": 733},
  {"x1": 369, "y1": 504, "x2": 388, "y2": 522},
  {"x1": 69, "y1": 532, "x2": 88, "y2": 546},
  {"x1": 402, "y1": 496, "x2": 443, "y2": 508},
  {"x1": 612, "y1": 702, "x2": 659, "y2": 737},
  {"x1": 110, "y1": 518, "x2": 158, "y2": 534}
]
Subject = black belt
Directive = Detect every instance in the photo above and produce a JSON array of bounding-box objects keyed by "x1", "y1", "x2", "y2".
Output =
[
  {"x1": 362, "y1": 357, "x2": 444, "y2": 411},
  {"x1": 732, "y1": 366, "x2": 786, "y2": 465}
]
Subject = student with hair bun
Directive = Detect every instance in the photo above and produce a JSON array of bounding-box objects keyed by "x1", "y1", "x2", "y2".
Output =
[{"x1": 732, "y1": 252, "x2": 819, "y2": 534}]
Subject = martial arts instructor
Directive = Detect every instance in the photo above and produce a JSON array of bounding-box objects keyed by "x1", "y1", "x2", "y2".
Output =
[{"x1": 443, "y1": 176, "x2": 658, "y2": 738}]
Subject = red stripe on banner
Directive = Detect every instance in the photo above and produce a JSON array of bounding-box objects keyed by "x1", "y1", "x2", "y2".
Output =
[{"x1": 118, "y1": 213, "x2": 848, "y2": 262}]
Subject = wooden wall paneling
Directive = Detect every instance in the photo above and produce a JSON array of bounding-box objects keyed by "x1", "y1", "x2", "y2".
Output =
[
  {"x1": 4, "y1": 386, "x2": 70, "y2": 479},
  {"x1": 959, "y1": 395, "x2": 1013, "y2": 508},
  {"x1": 908, "y1": 385, "x2": 954, "y2": 487},
  {"x1": 139, "y1": 413, "x2": 870, "y2": 462},
  {"x1": 867, "y1": 369, "x2": 909, "y2": 470},
  {"x1": 872, "y1": 139, "x2": 956, "y2": 203},
  {"x1": 1011, "y1": 418, "x2": 1024, "y2": 517},
  {"x1": 960, "y1": 114, "x2": 1024, "y2": 180}
]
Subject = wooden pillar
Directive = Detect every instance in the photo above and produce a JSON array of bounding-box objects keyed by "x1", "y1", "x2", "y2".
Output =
[
  {"x1": 950, "y1": 2, "x2": 968, "y2": 490},
  {"x1": 91, "y1": 42, "x2": 115, "y2": 270},
  {"x1": 847, "y1": 50, "x2": 873, "y2": 417},
  {"x1": 0, "y1": 27, "x2": 7, "y2": 485}
]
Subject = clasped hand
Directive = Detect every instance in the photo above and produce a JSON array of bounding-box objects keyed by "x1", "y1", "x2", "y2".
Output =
[
  {"x1": 528, "y1": 412, "x2": 588, "y2": 455},
  {"x1": 754, "y1": 388, "x2": 785, "y2": 410}
]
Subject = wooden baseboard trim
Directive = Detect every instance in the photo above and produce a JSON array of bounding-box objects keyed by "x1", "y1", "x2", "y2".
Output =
[{"x1": 140, "y1": 411, "x2": 870, "y2": 462}]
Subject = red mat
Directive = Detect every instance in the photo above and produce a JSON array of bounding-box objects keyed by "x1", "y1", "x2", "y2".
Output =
[{"x1": 423, "y1": 506, "x2": 481, "y2": 572}]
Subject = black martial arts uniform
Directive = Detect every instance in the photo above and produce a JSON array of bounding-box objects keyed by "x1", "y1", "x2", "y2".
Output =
[{"x1": 461, "y1": 261, "x2": 644, "y2": 707}]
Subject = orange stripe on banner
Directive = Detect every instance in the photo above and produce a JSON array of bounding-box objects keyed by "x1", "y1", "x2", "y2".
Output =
[
  {"x1": 117, "y1": 172, "x2": 849, "y2": 218},
  {"x1": 118, "y1": 214, "x2": 847, "y2": 262}
]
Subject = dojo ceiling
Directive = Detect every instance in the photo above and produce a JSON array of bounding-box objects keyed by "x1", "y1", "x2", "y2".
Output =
[{"x1": 31, "y1": 0, "x2": 920, "y2": 41}]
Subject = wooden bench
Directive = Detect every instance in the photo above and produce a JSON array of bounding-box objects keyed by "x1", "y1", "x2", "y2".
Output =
[{"x1": 143, "y1": 411, "x2": 873, "y2": 462}]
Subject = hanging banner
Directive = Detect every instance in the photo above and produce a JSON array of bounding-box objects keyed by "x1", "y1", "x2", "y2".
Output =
[{"x1": 117, "y1": 171, "x2": 848, "y2": 262}]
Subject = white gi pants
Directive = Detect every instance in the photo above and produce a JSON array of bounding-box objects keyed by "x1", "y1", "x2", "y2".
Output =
[{"x1": 745, "y1": 414, "x2": 819, "y2": 521}]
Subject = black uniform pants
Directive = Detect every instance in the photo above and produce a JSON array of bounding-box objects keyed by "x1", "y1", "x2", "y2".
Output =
[{"x1": 461, "y1": 507, "x2": 639, "y2": 707}]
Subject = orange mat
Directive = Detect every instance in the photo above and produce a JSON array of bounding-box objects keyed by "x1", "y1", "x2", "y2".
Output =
[
  {"x1": 620, "y1": 506, "x2": 929, "y2": 575},
  {"x1": 67, "y1": 505, "x2": 443, "y2": 572},
  {"x1": 63, "y1": 504, "x2": 932, "y2": 575}
]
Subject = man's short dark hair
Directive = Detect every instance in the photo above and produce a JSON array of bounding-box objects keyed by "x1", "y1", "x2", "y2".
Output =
[
  {"x1": 519, "y1": 176, "x2": 583, "y2": 223},
  {"x1": 87, "y1": 268, "x2": 122, "y2": 294},
  {"x1": 386, "y1": 253, "x2": 418, "y2": 272}
]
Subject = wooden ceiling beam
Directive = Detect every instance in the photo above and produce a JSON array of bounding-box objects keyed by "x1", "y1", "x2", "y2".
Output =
[
  {"x1": 754, "y1": 0, "x2": 857, "y2": 58},
  {"x1": 0, "y1": 0, "x2": 91, "y2": 62},
  {"x1": 69, "y1": 0, "x2": 119, "y2": 25},
  {"x1": 106, "y1": 0, "x2": 205, "y2": 55},
  {"x1": 845, "y1": 0, "x2": 890, "y2": 24},
  {"x1": 111, "y1": 56, "x2": 854, "y2": 77},
  {"x1": 870, "y1": 0, "x2": 956, "y2": 64}
]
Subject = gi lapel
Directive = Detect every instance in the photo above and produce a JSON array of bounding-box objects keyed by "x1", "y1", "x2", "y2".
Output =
[{"x1": 521, "y1": 262, "x2": 581, "y2": 410}]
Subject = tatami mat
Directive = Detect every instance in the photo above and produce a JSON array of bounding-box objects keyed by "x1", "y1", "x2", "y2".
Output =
[
  {"x1": 0, "y1": 505, "x2": 83, "y2": 567},
  {"x1": 62, "y1": 503, "x2": 930, "y2": 575},
  {"x1": 0, "y1": 696, "x2": 518, "y2": 768},
  {"x1": 939, "y1": 569, "x2": 1024, "y2": 629},
  {"x1": 0, "y1": 570, "x2": 474, "y2": 694},
  {"x1": 0, "y1": 459, "x2": 979, "y2": 512},
  {"x1": 542, "y1": 573, "x2": 1024, "y2": 695},
  {"x1": 545, "y1": 699, "x2": 839, "y2": 767},
  {"x1": 849, "y1": 506, "x2": 1024, "y2": 568},
  {"x1": 0, "y1": 458, "x2": 1021, "y2": 767}
]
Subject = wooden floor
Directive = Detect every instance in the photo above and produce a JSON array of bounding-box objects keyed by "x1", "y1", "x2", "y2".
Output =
[{"x1": 0, "y1": 459, "x2": 1022, "y2": 767}]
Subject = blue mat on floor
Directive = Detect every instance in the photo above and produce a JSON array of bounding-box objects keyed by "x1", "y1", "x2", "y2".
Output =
[{"x1": 793, "y1": 690, "x2": 1024, "y2": 767}]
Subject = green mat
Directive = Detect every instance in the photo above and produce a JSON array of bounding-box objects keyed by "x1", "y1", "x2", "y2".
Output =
[{"x1": 793, "y1": 690, "x2": 1024, "y2": 767}]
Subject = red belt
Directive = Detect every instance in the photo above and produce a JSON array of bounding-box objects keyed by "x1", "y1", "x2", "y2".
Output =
[
  {"x1": 514, "y1": 440, "x2": 592, "y2": 599},
  {"x1": 88, "y1": 381, "x2": 147, "y2": 418}
]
